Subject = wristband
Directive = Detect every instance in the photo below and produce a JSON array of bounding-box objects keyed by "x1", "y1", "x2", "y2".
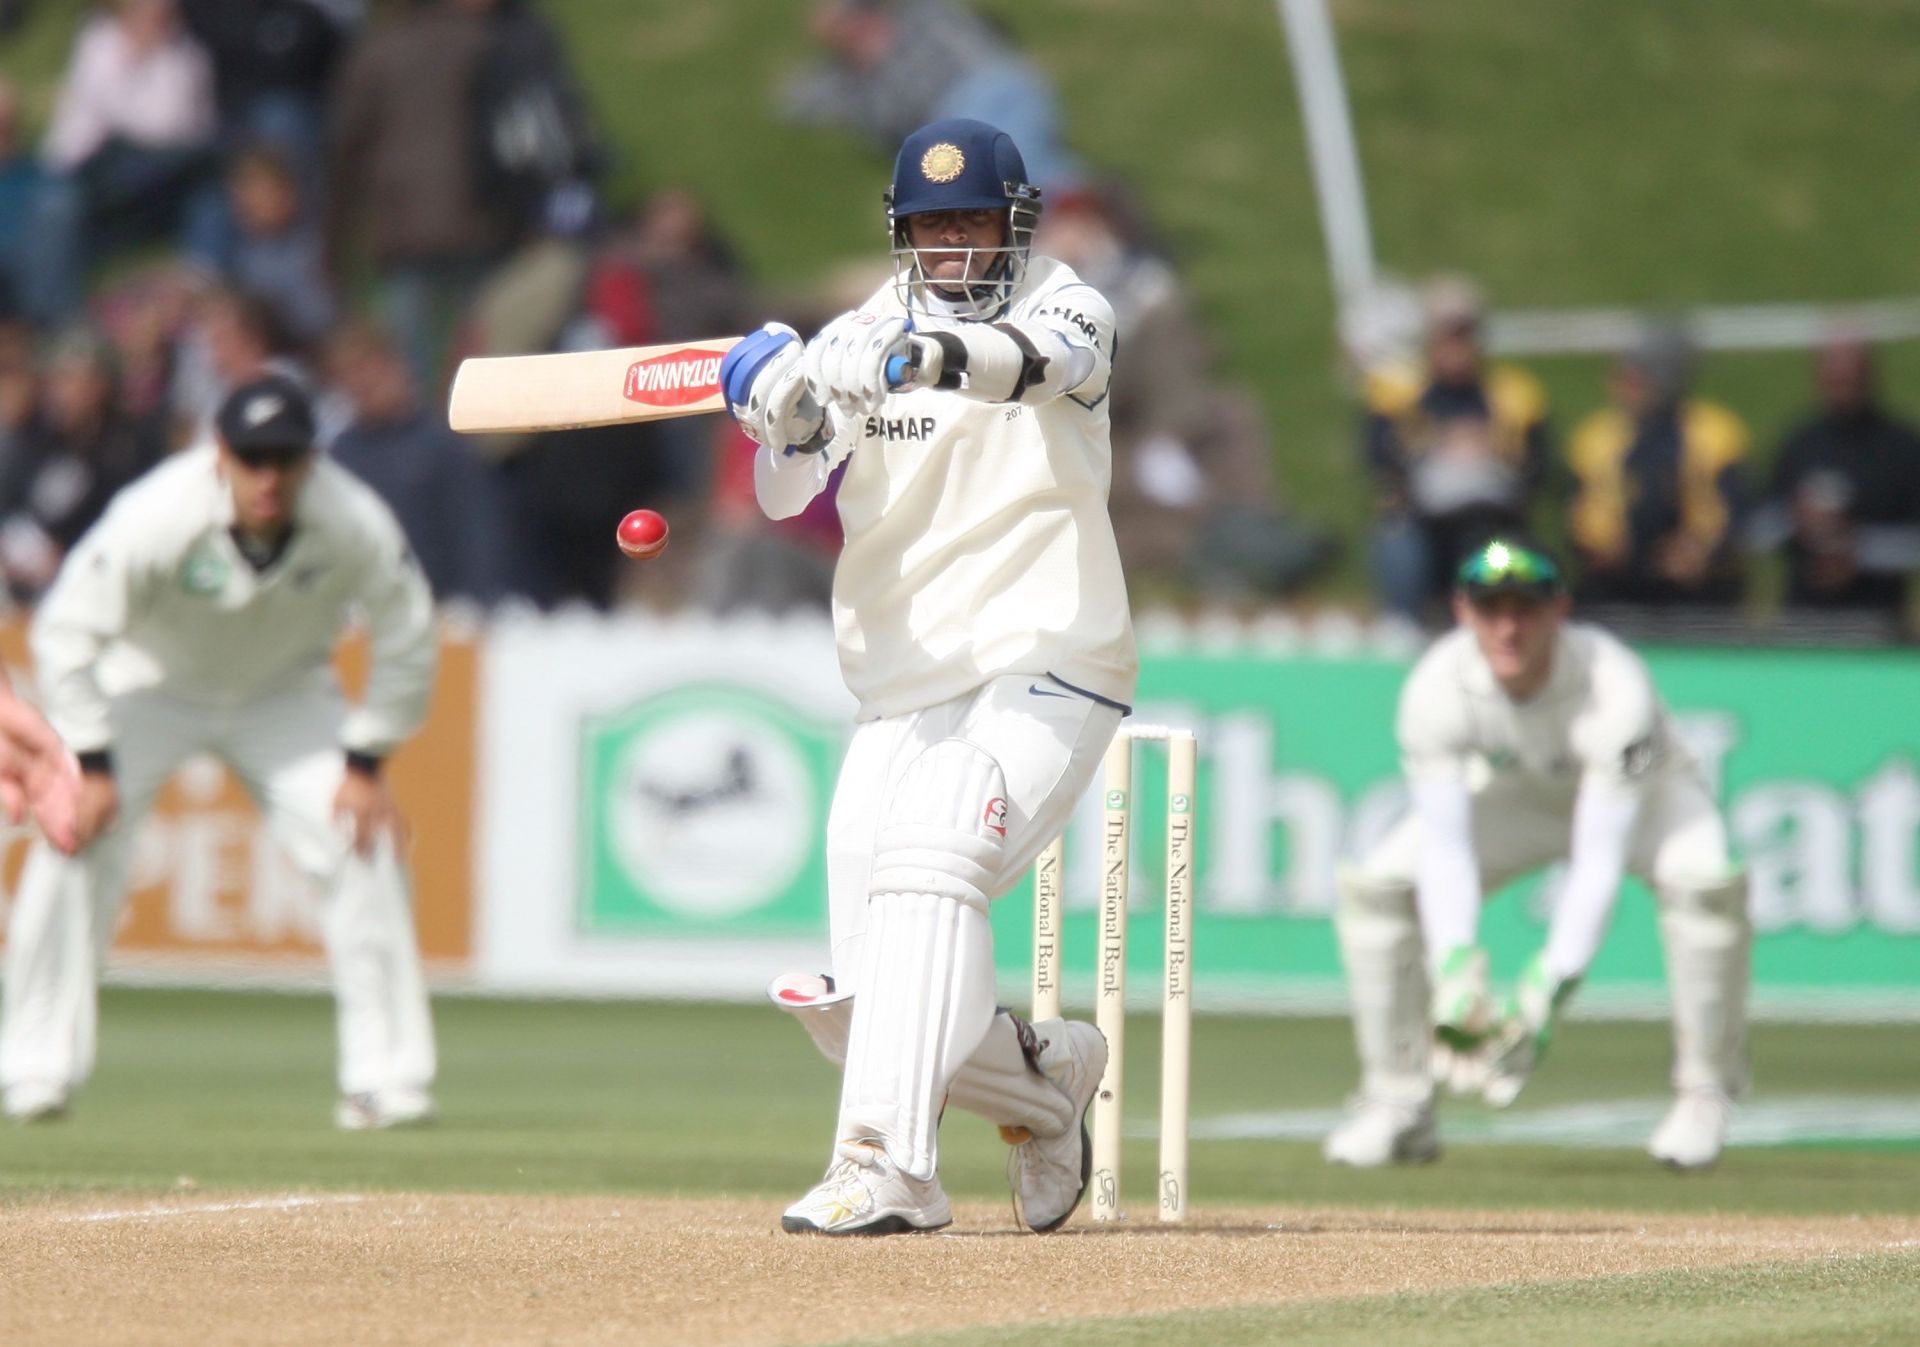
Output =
[{"x1": 344, "y1": 750, "x2": 384, "y2": 778}]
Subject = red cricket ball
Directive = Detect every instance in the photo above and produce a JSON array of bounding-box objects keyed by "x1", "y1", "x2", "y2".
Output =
[{"x1": 616, "y1": 508, "x2": 670, "y2": 560}]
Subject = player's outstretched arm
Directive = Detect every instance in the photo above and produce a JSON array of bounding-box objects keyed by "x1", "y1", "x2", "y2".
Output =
[{"x1": 1538, "y1": 783, "x2": 1643, "y2": 981}]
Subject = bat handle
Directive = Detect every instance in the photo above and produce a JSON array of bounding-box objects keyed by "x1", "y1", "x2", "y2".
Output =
[{"x1": 885, "y1": 335, "x2": 942, "y2": 391}]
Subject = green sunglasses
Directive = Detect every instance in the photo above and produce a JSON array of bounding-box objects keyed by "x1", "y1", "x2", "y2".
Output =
[{"x1": 1456, "y1": 539, "x2": 1564, "y2": 596}]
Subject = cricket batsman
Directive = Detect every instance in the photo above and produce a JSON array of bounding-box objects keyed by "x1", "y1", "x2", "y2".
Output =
[
  {"x1": 719, "y1": 118, "x2": 1135, "y2": 1234},
  {"x1": 1326, "y1": 537, "x2": 1750, "y2": 1171},
  {"x1": 0, "y1": 374, "x2": 439, "y2": 1129}
]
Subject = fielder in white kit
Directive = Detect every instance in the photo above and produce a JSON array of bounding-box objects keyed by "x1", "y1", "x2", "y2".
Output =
[
  {"x1": 1327, "y1": 538, "x2": 1750, "y2": 1171},
  {"x1": 1, "y1": 374, "x2": 439, "y2": 1129},
  {"x1": 719, "y1": 118, "x2": 1136, "y2": 1235}
]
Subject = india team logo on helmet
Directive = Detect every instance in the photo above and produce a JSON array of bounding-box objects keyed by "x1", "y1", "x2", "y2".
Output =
[
  {"x1": 920, "y1": 142, "x2": 966, "y2": 184},
  {"x1": 885, "y1": 118, "x2": 1041, "y2": 320}
]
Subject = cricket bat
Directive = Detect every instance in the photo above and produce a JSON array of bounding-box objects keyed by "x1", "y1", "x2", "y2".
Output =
[{"x1": 446, "y1": 336, "x2": 742, "y2": 433}]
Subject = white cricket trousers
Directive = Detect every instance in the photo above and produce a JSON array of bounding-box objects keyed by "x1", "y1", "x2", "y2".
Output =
[
  {"x1": 0, "y1": 674, "x2": 436, "y2": 1101},
  {"x1": 824, "y1": 675, "x2": 1123, "y2": 984},
  {"x1": 822, "y1": 673, "x2": 1123, "y2": 1178}
]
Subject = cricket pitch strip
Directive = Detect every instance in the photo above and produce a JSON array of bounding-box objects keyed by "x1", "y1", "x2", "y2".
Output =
[{"x1": 2, "y1": 1193, "x2": 1913, "y2": 1346}]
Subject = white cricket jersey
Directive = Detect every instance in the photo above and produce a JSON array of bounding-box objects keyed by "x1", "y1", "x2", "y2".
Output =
[
  {"x1": 32, "y1": 445, "x2": 437, "y2": 757},
  {"x1": 1397, "y1": 621, "x2": 1691, "y2": 804},
  {"x1": 758, "y1": 256, "x2": 1137, "y2": 720}
]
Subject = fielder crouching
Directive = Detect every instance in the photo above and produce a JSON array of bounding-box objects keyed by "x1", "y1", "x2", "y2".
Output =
[
  {"x1": 0, "y1": 375, "x2": 439, "y2": 1129},
  {"x1": 1326, "y1": 537, "x2": 1751, "y2": 1171},
  {"x1": 725, "y1": 118, "x2": 1135, "y2": 1235}
]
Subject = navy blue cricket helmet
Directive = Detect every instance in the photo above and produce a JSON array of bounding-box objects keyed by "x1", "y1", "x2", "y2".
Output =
[{"x1": 884, "y1": 118, "x2": 1041, "y2": 318}]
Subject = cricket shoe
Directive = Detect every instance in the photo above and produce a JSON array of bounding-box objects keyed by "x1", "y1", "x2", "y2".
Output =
[
  {"x1": 1648, "y1": 1089, "x2": 1732, "y2": 1171},
  {"x1": 3, "y1": 1079, "x2": 70, "y2": 1123},
  {"x1": 1430, "y1": 945, "x2": 1495, "y2": 1051},
  {"x1": 1323, "y1": 1097, "x2": 1440, "y2": 1167},
  {"x1": 1002, "y1": 1018, "x2": 1107, "y2": 1234},
  {"x1": 335, "y1": 1087, "x2": 437, "y2": 1131},
  {"x1": 781, "y1": 1140, "x2": 953, "y2": 1236},
  {"x1": 1481, "y1": 956, "x2": 1579, "y2": 1109}
]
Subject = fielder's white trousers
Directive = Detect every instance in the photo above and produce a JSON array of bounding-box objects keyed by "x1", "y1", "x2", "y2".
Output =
[
  {"x1": 1339, "y1": 767, "x2": 1749, "y2": 1106},
  {"x1": 0, "y1": 673, "x2": 436, "y2": 1101}
]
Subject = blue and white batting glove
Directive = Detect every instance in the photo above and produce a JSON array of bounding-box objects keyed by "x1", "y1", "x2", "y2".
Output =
[
  {"x1": 803, "y1": 311, "x2": 914, "y2": 417},
  {"x1": 720, "y1": 322, "x2": 824, "y2": 453}
]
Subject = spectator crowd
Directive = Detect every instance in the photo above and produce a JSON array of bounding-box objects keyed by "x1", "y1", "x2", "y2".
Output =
[
  {"x1": 1360, "y1": 277, "x2": 1920, "y2": 640},
  {"x1": 0, "y1": 0, "x2": 734, "y2": 613},
  {"x1": 0, "y1": 1, "x2": 1915, "y2": 641}
]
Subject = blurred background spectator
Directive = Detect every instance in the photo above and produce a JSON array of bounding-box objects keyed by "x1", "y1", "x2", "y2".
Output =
[
  {"x1": 0, "y1": 319, "x2": 37, "y2": 468},
  {"x1": 0, "y1": 325, "x2": 161, "y2": 602},
  {"x1": 15, "y1": 0, "x2": 223, "y2": 324},
  {"x1": 1566, "y1": 325, "x2": 1750, "y2": 607},
  {"x1": 213, "y1": 143, "x2": 335, "y2": 342},
  {"x1": 468, "y1": 0, "x2": 603, "y2": 245},
  {"x1": 0, "y1": 0, "x2": 34, "y2": 38},
  {"x1": 328, "y1": 0, "x2": 598, "y2": 391},
  {"x1": 1752, "y1": 336, "x2": 1920, "y2": 627},
  {"x1": 1361, "y1": 276, "x2": 1550, "y2": 624},
  {"x1": 179, "y1": 0, "x2": 353, "y2": 196},
  {"x1": 1043, "y1": 186, "x2": 1336, "y2": 605},
  {"x1": 0, "y1": 77, "x2": 42, "y2": 320},
  {"x1": 326, "y1": 319, "x2": 526, "y2": 608},
  {"x1": 781, "y1": 0, "x2": 1082, "y2": 195}
]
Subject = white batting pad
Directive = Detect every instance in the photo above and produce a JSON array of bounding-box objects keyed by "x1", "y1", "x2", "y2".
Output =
[
  {"x1": 838, "y1": 890, "x2": 999, "y2": 1180},
  {"x1": 1657, "y1": 873, "x2": 1752, "y2": 1098},
  {"x1": 1334, "y1": 865, "x2": 1434, "y2": 1108},
  {"x1": 868, "y1": 738, "x2": 1010, "y2": 913}
]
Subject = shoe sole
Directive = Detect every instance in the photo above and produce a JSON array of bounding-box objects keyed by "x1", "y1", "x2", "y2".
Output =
[{"x1": 780, "y1": 1213, "x2": 952, "y2": 1236}]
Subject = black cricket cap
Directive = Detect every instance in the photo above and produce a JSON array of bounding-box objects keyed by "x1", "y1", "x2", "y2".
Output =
[{"x1": 216, "y1": 374, "x2": 316, "y2": 461}]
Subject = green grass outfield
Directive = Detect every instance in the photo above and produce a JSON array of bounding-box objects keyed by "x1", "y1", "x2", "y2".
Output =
[
  {"x1": 2, "y1": 988, "x2": 1915, "y2": 1217},
  {"x1": 845, "y1": 1255, "x2": 1920, "y2": 1347}
]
